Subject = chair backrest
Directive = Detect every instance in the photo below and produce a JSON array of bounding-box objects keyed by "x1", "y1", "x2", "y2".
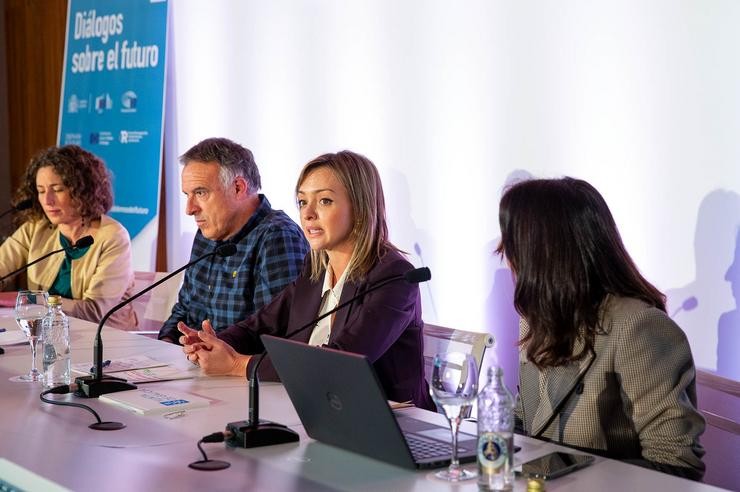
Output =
[
  {"x1": 695, "y1": 369, "x2": 740, "y2": 491},
  {"x1": 422, "y1": 322, "x2": 495, "y2": 389},
  {"x1": 130, "y1": 271, "x2": 184, "y2": 333}
]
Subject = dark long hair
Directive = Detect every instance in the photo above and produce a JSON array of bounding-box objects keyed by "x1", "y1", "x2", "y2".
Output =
[{"x1": 496, "y1": 177, "x2": 665, "y2": 369}]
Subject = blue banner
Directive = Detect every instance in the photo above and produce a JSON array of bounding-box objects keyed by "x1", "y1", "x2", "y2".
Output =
[{"x1": 58, "y1": 0, "x2": 168, "y2": 254}]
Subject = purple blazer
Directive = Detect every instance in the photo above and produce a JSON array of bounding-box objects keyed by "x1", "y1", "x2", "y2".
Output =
[{"x1": 218, "y1": 249, "x2": 435, "y2": 410}]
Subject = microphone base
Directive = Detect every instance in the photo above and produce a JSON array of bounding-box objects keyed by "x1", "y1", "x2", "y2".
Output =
[
  {"x1": 225, "y1": 420, "x2": 299, "y2": 448},
  {"x1": 74, "y1": 374, "x2": 137, "y2": 398}
]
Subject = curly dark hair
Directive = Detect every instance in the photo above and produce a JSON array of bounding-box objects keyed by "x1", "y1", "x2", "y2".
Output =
[{"x1": 14, "y1": 145, "x2": 113, "y2": 224}]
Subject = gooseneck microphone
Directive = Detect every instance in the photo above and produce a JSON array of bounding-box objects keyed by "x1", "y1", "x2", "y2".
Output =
[
  {"x1": 0, "y1": 198, "x2": 33, "y2": 220},
  {"x1": 75, "y1": 243, "x2": 238, "y2": 398},
  {"x1": 225, "y1": 266, "x2": 432, "y2": 449},
  {"x1": 0, "y1": 235, "x2": 95, "y2": 287}
]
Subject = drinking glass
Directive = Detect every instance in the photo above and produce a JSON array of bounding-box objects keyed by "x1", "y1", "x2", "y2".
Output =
[
  {"x1": 430, "y1": 352, "x2": 478, "y2": 481},
  {"x1": 14, "y1": 290, "x2": 48, "y2": 382}
]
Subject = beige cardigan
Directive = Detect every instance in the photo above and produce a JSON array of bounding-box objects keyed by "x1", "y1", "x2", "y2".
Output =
[
  {"x1": 516, "y1": 296, "x2": 705, "y2": 480},
  {"x1": 0, "y1": 215, "x2": 137, "y2": 329}
]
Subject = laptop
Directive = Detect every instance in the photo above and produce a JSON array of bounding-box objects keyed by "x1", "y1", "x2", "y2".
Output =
[{"x1": 261, "y1": 335, "x2": 478, "y2": 470}]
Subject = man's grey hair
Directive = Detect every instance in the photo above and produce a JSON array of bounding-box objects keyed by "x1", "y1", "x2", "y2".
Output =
[{"x1": 180, "y1": 137, "x2": 261, "y2": 192}]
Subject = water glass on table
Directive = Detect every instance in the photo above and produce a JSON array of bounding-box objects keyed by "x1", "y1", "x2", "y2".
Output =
[
  {"x1": 14, "y1": 290, "x2": 49, "y2": 382},
  {"x1": 430, "y1": 351, "x2": 479, "y2": 481}
]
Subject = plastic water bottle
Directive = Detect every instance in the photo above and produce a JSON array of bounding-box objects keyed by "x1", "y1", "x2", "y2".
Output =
[
  {"x1": 42, "y1": 295, "x2": 71, "y2": 388},
  {"x1": 477, "y1": 366, "x2": 515, "y2": 491}
]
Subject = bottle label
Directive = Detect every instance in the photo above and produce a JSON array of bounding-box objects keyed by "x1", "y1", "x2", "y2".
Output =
[{"x1": 478, "y1": 432, "x2": 508, "y2": 471}]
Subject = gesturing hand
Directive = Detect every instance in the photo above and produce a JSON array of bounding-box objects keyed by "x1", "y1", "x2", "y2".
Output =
[{"x1": 178, "y1": 320, "x2": 250, "y2": 377}]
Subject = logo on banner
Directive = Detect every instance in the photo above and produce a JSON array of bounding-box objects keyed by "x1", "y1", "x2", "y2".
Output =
[
  {"x1": 64, "y1": 133, "x2": 83, "y2": 145},
  {"x1": 95, "y1": 93, "x2": 113, "y2": 113},
  {"x1": 121, "y1": 90, "x2": 138, "y2": 112},
  {"x1": 120, "y1": 129, "x2": 148, "y2": 144},
  {"x1": 68, "y1": 94, "x2": 90, "y2": 113},
  {"x1": 89, "y1": 131, "x2": 114, "y2": 145},
  {"x1": 68, "y1": 95, "x2": 80, "y2": 113}
]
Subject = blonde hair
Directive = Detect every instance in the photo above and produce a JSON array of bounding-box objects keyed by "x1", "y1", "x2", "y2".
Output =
[{"x1": 295, "y1": 150, "x2": 398, "y2": 282}]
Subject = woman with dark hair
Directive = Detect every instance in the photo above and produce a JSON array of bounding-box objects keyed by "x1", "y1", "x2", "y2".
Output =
[
  {"x1": 498, "y1": 177, "x2": 705, "y2": 480},
  {"x1": 178, "y1": 150, "x2": 434, "y2": 410},
  {"x1": 0, "y1": 145, "x2": 136, "y2": 329}
]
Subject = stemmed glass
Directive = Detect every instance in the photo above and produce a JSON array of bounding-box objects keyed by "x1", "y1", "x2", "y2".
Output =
[
  {"x1": 430, "y1": 352, "x2": 478, "y2": 481},
  {"x1": 14, "y1": 290, "x2": 48, "y2": 382}
]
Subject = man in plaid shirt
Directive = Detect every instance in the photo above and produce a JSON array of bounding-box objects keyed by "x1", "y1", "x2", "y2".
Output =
[{"x1": 158, "y1": 138, "x2": 308, "y2": 343}]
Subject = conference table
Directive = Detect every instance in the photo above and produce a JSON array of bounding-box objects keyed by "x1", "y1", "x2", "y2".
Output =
[{"x1": 0, "y1": 313, "x2": 726, "y2": 492}]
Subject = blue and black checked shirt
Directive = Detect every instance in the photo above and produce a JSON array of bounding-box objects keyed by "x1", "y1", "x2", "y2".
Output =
[{"x1": 159, "y1": 195, "x2": 308, "y2": 341}]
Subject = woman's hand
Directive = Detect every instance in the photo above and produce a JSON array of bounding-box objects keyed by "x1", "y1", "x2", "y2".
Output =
[
  {"x1": 178, "y1": 320, "x2": 250, "y2": 377},
  {"x1": 177, "y1": 321, "x2": 206, "y2": 347}
]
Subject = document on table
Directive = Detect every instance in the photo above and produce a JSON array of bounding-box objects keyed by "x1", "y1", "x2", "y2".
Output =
[
  {"x1": 112, "y1": 365, "x2": 198, "y2": 384},
  {"x1": 71, "y1": 355, "x2": 198, "y2": 383},
  {"x1": 389, "y1": 400, "x2": 414, "y2": 410},
  {"x1": 71, "y1": 355, "x2": 167, "y2": 374}
]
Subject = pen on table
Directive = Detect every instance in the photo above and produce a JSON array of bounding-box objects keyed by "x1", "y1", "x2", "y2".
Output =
[{"x1": 90, "y1": 359, "x2": 111, "y2": 373}]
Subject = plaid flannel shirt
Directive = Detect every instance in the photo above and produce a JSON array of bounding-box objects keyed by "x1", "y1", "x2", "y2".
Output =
[{"x1": 159, "y1": 195, "x2": 308, "y2": 341}]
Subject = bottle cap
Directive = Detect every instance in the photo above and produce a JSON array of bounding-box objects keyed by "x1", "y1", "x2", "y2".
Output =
[
  {"x1": 527, "y1": 478, "x2": 546, "y2": 491},
  {"x1": 48, "y1": 295, "x2": 62, "y2": 306}
]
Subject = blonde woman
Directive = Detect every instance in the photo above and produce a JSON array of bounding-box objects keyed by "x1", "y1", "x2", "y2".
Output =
[{"x1": 179, "y1": 150, "x2": 433, "y2": 410}]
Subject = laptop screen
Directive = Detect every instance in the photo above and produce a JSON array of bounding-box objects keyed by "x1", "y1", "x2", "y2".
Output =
[{"x1": 262, "y1": 335, "x2": 419, "y2": 468}]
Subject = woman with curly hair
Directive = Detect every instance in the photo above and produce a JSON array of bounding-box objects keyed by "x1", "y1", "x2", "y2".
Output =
[{"x1": 0, "y1": 145, "x2": 136, "y2": 329}]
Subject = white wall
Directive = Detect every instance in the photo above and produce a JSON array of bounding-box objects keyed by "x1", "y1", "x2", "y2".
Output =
[{"x1": 165, "y1": 0, "x2": 740, "y2": 385}]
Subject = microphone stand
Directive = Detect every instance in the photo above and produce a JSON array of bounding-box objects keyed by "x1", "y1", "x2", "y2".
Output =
[
  {"x1": 75, "y1": 243, "x2": 237, "y2": 398},
  {"x1": 224, "y1": 352, "x2": 299, "y2": 448},
  {"x1": 225, "y1": 267, "x2": 431, "y2": 448},
  {"x1": 0, "y1": 235, "x2": 94, "y2": 287},
  {"x1": 0, "y1": 198, "x2": 32, "y2": 220}
]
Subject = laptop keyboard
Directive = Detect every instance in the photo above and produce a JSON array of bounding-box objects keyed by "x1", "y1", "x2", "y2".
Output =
[{"x1": 405, "y1": 433, "x2": 469, "y2": 461}]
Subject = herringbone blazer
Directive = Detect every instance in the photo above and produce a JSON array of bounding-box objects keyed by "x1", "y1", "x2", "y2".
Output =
[{"x1": 516, "y1": 295, "x2": 705, "y2": 479}]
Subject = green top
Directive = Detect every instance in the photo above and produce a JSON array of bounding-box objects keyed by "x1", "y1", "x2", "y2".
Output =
[{"x1": 49, "y1": 234, "x2": 91, "y2": 299}]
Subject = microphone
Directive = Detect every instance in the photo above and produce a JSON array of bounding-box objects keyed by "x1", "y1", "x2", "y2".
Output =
[
  {"x1": 0, "y1": 235, "x2": 95, "y2": 287},
  {"x1": 225, "y1": 266, "x2": 432, "y2": 449},
  {"x1": 0, "y1": 198, "x2": 33, "y2": 220},
  {"x1": 74, "y1": 242, "x2": 238, "y2": 398}
]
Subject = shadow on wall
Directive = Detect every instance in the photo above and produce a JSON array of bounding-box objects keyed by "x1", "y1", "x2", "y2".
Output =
[
  {"x1": 483, "y1": 170, "x2": 533, "y2": 393},
  {"x1": 383, "y1": 169, "x2": 438, "y2": 321},
  {"x1": 665, "y1": 189, "x2": 740, "y2": 378},
  {"x1": 717, "y1": 228, "x2": 740, "y2": 381}
]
